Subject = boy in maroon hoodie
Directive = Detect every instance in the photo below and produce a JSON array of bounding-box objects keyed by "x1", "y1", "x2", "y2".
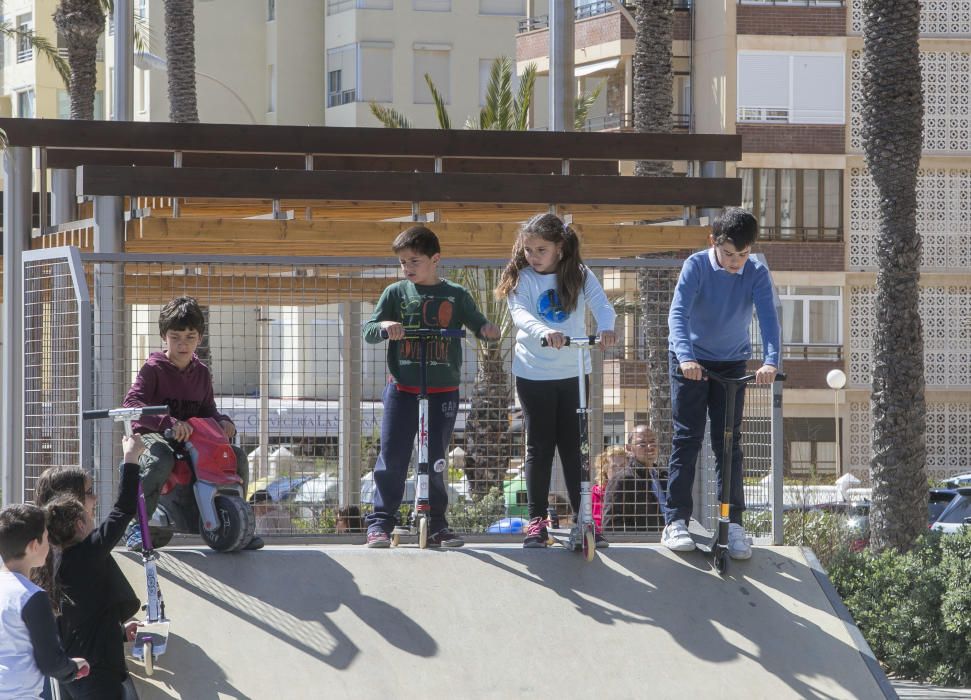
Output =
[{"x1": 122, "y1": 296, "x2": 262, "y2": 551}]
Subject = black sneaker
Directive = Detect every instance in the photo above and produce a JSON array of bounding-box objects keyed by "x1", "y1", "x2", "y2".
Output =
[
  {"x1": 595, "y1": 532, "x2": 610, "y2": 549},
  {"x1": 428, "y1": 528, "x2": 464, "y2": 548},
  {"x1": 243, "y1": 536, "x2": 265, "y2": 551},
  {"x1": 523, "y1": 517, "x2": 548, "y2": 548}
]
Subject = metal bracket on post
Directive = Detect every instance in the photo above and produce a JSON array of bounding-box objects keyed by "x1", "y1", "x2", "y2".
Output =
[
  {"x1": 699, "y1": 161, "x2": 726, "y2": 225},
  {"x1": 305, "y1": 155, "x2": 314, "y2": 221},
  {"x1": 172, "y1": 151, "x2": 182, "y2": 218}
]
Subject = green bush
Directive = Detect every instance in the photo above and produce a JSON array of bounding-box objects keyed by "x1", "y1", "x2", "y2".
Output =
[
  {"x1": 446, "y1": 487, "x2": 506, "y2": 534},
  {"x1": 828, "y1": 528, "x2": 971, "y2": 687}
]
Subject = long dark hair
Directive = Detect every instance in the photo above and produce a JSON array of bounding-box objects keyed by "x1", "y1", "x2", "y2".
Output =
[
  {"x1": 494, "y1": 212, "x2": 586, "y2": 312},
  {"x1": 34, "y1": 496, "x2": 86, "y2": 613},
  {"x1": 34, "y1": 466, "x2": 87, "y2": 507}
]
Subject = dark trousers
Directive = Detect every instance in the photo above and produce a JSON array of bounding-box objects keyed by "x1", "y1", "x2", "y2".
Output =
[
  {"x1": 138, "y1": 433, "x2": 249, "y2": 520},
  {"x1": 366, "y1": 382, "x2": 459, "y2": 533},
  {"x1": 61, "y1": 671, "x2": 137, "y2": 700},
  {"x1": 516, "y1": 376, "x2": 585, "y2": 520},
  {"x1": 666, "y1": 352, "x2": 747, "y2": 526}
]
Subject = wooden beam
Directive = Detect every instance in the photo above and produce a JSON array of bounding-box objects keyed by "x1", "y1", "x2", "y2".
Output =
[
  {"x1": 0, "y1": 117, "x2": 741, "y2": 161},
  {"x1": 126, "y1": 217, "x2": 709, "y2": 257},
  {"x1": 78, "y1": 166, "x2": 741, "y2": 207}
]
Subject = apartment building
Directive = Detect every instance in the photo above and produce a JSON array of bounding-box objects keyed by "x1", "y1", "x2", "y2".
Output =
[{"x1": 517, "y1": 0, "x2": 970, "y2": 483}]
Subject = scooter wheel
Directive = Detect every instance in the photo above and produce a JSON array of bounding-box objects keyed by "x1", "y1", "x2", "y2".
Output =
[
  {"x1": 583, "y1": 529, "x2": 596, "y2": 562},
  {"x1": 418, "y1": 517, "x2": 428, "y2": 549},
  {"x1": 143, "y1": 641, "x2": 154, "y2": 676},
  {"x1": 391, "y1": 532, "x2": 400, "y2": 547},
  {"x1": 714, "y1": 550, "x2": 729, "y2": 575}
]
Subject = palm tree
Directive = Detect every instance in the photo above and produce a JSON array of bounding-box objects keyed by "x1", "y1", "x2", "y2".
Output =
[
  {"x1": 632, "y1": 0, "x2": 677, "y2": 466},
  {"x1": 52, "y1": 1, "x2": 104, "y2": 120},
  {"x1": 162, "y1": 0, "x2": 198, "y2": 122},
  {"x1": 860, "y1": 0, "x2": 926, "y2": 553},
  {"x1": 0, "y1": 4, "x2": 71, "y2": 98}
]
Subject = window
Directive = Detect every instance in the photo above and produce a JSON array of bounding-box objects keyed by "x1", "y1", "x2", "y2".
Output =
[
  {"x1": 267, "y1": 64, "x2": 276, "y2": 113},
  {"x1": 740, "y1": 168, "x2": 843, "y2": 241},
  {"x1": 16, "y1": 89, "x2": 35, "y2": 118},
  {"x1": 359, "y1": 42, "x2": 393, "y2": 102},
  {"x1": 327, "y1": 44, "x2": 357, "y2": 107},
  {"x1": 137, "y1": 0, "x2": 148, "y2": 19},
  {"x1": 414, "y1": 0, "x2": 450, "y2": 9},
  {"x1": 268, "y1": 0, "x2": 276, "y2": 20},
  {"x1": 737, "y1": 52, "x2": 844, "y2": 124},
  {"x1": 779, "y1": 286, "x2": 842, "y2": 360},
  {"x1": 16, "y1": 13, "x2": 33, "y2": 63},
  {"x1": 414, "y1": 46, "x2": 450, "y2": 104},
  {"x1": 479, "y1": 0, "x2": 525, "y2": 14},
  {"x1": 784, "y1": 418, "x2": 838, "y2": 478},
  {"x1": 327, "y1": 0, "x2": 393, "y2": 13}
]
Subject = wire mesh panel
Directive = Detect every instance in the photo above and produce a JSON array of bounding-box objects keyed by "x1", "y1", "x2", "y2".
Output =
[
  {"x1": 22, "y1": 248, "x2": 90, "y2": 502},
  {"x1": 63, "y1": 251, "x2": 783, "y2": 540}
]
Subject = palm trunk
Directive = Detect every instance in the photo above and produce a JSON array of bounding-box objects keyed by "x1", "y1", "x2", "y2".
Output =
[
  {"x1": 633, "y1": 0, "x2": 677, "y2": 458},
  {"x1": 463, "y1": 347, "x2": 513, "y2": 499},
  {"x1": 861, "y1": 0, "x2": 926, "y2": 553},
  {"x1": 53, "y1": 0, "x2": 105, "y2": 120},
  {"x1": 163, "y1": 0, "x2": 199, "y2": 123}
]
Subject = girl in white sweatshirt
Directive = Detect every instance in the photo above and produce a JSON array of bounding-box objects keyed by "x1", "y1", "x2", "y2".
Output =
[{"x1": 495, "y1": 213, "x2": 616, "y2": 548}]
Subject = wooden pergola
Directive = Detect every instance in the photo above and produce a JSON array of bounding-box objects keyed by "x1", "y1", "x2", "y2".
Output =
[{"x1": 0, "y1": 118, "x2": 741, "y2": 263}]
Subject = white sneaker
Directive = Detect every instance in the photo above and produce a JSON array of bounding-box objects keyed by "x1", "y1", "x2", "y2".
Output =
[
  {"x1": 728, "y1": 523, "x2": 752, "y2": 560},
  {"x1": 661, "y1": 520, "x2": 695, "y2": 552}
]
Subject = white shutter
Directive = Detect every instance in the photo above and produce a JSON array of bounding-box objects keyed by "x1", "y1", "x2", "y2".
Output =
[
  {"x1": 414, "y1": 49, "x2": 450, "y2": 104},
  {"x1": 479, "y1": 0, "x2": 525, "y2": 15},
  {"x1": 791, "y1": 54, "x2": 844, "y2": 124},
  {"x1": 737, "y1": 53, "x2": 789, "y2": 109},
  {"x1": 360, "y1": 42, "x2": 394, "y2": 102}
]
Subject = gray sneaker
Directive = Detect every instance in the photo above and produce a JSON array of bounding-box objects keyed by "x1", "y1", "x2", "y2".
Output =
[
  {"x1": 661, "y1": 520, "x2": 695, "y2": 552},
  {"x1": 727, "y1": 523, "x2": 752, "y2": 560}
]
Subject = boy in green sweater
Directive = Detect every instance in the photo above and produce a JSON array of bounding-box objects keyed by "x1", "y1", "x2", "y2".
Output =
[{"x1": 362, "y1": 226, "x2": 499, "y2": 548}]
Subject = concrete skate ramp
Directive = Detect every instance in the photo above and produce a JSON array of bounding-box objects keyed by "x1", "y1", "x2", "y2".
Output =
[{"x1": 115, "y1": 544, "x2": 893, "y2": 700}]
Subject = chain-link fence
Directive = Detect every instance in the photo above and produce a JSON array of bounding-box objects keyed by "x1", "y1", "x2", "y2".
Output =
[{"x1": 20, "y1": 248, "x2": 783, "y2": 541}]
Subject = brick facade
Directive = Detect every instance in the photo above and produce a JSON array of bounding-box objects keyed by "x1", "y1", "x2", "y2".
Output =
[
  {"x1": 737, "y1": 124, "x2": 845, "y2": 154},
  {"x1": 736, "y1": 5, "x2": 846, "y2": 37},
  {"x1": 756, "y1": 241, "x2": 844, "y2": 272}
]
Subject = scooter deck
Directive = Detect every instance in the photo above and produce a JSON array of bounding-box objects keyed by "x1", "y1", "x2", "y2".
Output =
[
  {"x1": 546, "y1": 527, "x2": 583, "y2": 550},
  {"x1": 132, "y1": 621, "x2": 170, "y2": 659}
]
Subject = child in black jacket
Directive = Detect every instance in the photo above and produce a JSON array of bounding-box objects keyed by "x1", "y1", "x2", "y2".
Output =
[{"x1": 43, "y1": 436, "x2": 144, "y2": 700}]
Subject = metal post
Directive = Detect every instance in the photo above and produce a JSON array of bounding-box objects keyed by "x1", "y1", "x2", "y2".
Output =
[
  {"x1": 114, "y1": 0, "x2": 134, "y2": 121},
  {"x1": 92, "y1": 196, "x2": 125, "y2": 507},
  {"x1": 1, "y1": 147, "x2": 31, "y2": 505},
  {"x1": 834, "y1": 389, "x2": 842, "y2": 478},
  {"x1": 549, "y1": 0, "x2": 575, "y2": 132},
  {"x1": 51, "y1": 170, "x2": 77, "y2": 225},
  {"x1": 257, "y1": 308, "x2": 270, "y2": 480},
  {"x1": 699, "y1": 161, "x2": 726, "y2": 224},
  {"x1": 338, "y1": 302, "x2": 362, "y2": 507}
]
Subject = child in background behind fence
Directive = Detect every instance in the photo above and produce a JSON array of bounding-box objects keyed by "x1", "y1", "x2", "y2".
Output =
[
  {"x1": 0, "y1": 504, "x2": 89, "y2": 700},
  {"x1": 362, "y1": 225, "x2": 500, "y2": 548},
  {"x1": 593, "y1": 446, "x2": 628, "y2": 533},
  {"x1": 495, "y1": 212, "x2": 617, "y2": 549}
]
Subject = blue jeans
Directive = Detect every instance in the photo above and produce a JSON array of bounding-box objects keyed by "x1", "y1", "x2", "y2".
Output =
[
  {"x1": 665, "y1": 352, "x2": 747, "y2": 526},
  {"x1": 366, "y1": 382, "x2": 459, "y2": 534}
]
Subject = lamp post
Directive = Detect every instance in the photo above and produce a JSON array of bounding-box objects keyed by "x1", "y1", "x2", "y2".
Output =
[{"x1": 826, "y1": 369, "x2": 847, "y2": 477}]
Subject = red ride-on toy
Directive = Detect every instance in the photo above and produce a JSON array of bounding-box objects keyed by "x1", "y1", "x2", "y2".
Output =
[{"x1": 151, "y1": 416, "x2": 255, "y2": 553}]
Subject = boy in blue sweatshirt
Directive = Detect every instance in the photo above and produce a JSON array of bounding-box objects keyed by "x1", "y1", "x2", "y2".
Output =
[{"x1": 662, "y1": 208, "x2": 780, "y2": 559}]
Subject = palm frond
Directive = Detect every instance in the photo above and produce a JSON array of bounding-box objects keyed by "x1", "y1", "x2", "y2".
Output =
[
  {"x1": 513, "y1": 63, "x2": 538, "y2": 131},
  {"x1": 369, "y1": 102, "x2": 413, "y2": 128},
  {"x1": 482, "y1": 57, "x2": 513, "y2": 130},
  {"x1": 574, "y1": 80, "x2": 604, "y2": 131},
  {"x1": 0, "y1": 23, "x2": 72, "y2": 87},
  {"x1": 424, "y1": 73, "x2": 452, "y2": 129},
  {"x1": 464, "y1": 113, "x2": 482, "y2": 130}
]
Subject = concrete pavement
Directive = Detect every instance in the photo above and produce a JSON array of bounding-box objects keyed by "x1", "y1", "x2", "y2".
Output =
[{"x1": 115, "y1": 543, "x2": 895, "y2": 699}]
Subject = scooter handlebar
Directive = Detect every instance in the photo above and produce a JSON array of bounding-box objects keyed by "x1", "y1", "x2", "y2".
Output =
[
  {"x1": 82, "y1": 405, "x2": 170, "y2": 421},
  {"x1": 379, "y1": 328, "x2": 467, "y2": 340},
  {"x1": 675, "y1": 366, "x2": 787, "y2": 384},
  {"x1": 540, "y1": 335, "x2": 600, "y2": 347}
]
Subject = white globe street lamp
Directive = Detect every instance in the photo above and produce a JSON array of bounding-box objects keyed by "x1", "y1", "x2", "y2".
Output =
[{"x1": 826, "y1": 369, "x2": 847, "y2": 476}]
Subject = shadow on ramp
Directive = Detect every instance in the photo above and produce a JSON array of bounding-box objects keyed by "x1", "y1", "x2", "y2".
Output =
[{"x1": 116, "y1": 544, "x2": 892, "y2": 699}]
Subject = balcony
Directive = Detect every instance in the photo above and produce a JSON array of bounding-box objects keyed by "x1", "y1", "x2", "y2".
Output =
[
  {"x1": 738, "y1": 0, "x2": 843, "y2": 6},
  {"x1": 758, "y1": 226, "x2": 842, "y2": 242},
  {"x1": 326, "y1": 89, "x2": 356, "y2": 108},
  {"x1": 783, "y1": 343, "x2": 842, "y2": 361},
  {"x1": 518, "y1": 0, "x2": 690, "y2": 33},
  {"x1": 581, "y1": 112, "x2": 690, "y2": 133}
]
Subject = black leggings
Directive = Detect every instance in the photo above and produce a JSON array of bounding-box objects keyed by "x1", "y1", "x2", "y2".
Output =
[{"x1": 516, "y1": 375, "x2": 586, "y2": 520}]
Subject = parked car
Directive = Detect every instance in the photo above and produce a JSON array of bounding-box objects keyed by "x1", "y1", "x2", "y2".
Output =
[
  {"x1": 942, "y1": 472, "x2": 971, "y2": 489},
  {"x1": 928, "y1": 488, "x2": 958, "y2": 525},
  {"x1": 931, "y1": 487, "x2": 971, "y2": 534}
]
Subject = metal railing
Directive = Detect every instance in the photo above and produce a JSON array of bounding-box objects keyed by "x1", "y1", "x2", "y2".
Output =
[
  {"x1": 18, "y1": 249, "x2": 785, "y2": 542},
  {"x1": 581, "y1": 112, "x2": 691, "y2": 132},
  {"x1": 519, "y1": 0, "x2": 691, "y2": 32},
  {"x1": 782, "y1": 343, "x2": 843, "y2": 361},
  {"x1": 327, "y1": 89, "x2": 357, "y2": 108},
  {"x1": 758, "y1": 226, "x2": 843, "y2": 242},
  {"x1": 738, "y1": 0, "x2": 844, "y2": 6}
]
